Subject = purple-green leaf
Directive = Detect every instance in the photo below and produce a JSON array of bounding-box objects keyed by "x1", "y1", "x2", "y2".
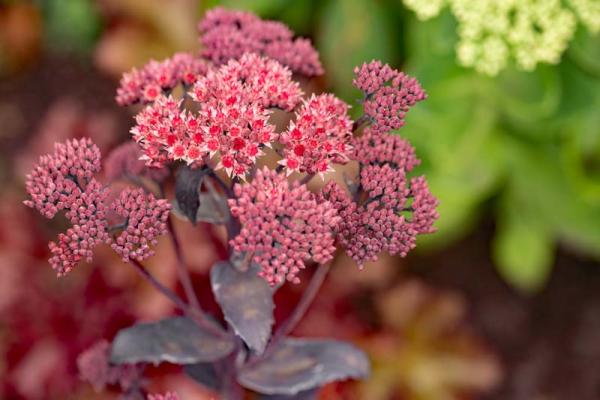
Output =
[
  {"x1": 211, "y1": 261, "x2": 274, "y2": 354},
  {"x1": 238, "y1": 338, "x2": 370, "y2": 395},
  {"x1": 110, "y1": 317, "x2": 234, "y2": 366},
  {"x1": 184, "y1": 362, "x2": 222, "y2": 391}
]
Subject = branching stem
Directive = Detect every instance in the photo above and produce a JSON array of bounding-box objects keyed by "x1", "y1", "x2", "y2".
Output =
[
  {"x1": 252, "y1": 262, "x2": 331, "y2": 364},
  {"x1": 127, "y1": 258, "x2": 229, "y2": 339},
  {"x1": 167, "y1": 216, "x2": 202, "y2": 312}
]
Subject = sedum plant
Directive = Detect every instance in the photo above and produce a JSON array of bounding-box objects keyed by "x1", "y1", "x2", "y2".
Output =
[
  {"x1": 403, "y1": 0, "x2": 600, "y2": 75},
  {"x1": 24, "y1": 7, "x2": 437, "y2": 399}
]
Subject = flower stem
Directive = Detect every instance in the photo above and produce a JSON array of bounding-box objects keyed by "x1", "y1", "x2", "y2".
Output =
[
  {"x1": 352, "y1": 114, "x2": 370, "y2": 132},
  {"x1": 270, "y1": 262, "x2": 330, "y2": 346},
  {"x1": 246, "y1": 262, "x2": 330, "y2": 366},
  {"x1": 167, "y1": 216, "x2": 202, "y2": 312},
  {"x1": 128, "y1": 258, "x2": 190, "y2": 311},
  {"x1": 128, "y1": 258, "x2": 229, "y2": 339}
]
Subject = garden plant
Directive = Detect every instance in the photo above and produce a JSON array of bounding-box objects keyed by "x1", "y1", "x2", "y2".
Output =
[{"x1": 23, "y1": 7, "x2": 438, "y2": 399}]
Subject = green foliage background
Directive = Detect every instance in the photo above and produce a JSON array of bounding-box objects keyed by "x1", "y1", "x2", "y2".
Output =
[{"x1": 38, "y1": 0, "x2": 600, "y2": 292}]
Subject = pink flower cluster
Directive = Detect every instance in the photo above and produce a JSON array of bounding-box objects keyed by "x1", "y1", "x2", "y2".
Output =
[
  {"x1": 199, "y1": 7, "x2": 323, "y2": 76},
  {"x1": 130, "y1": 95, "x2": 192, "y2": 167},
  {"x1": 353, "y1": 128, "x2": 420, "y2": 171},
  {"x1": 24, "y1": 138, "x2": 101, "y2": 219},
  {"x1": 49, "y1": 180, "x2": 111, "y2": 275},
  {"x1": 111, "y1": 188, "x2": 171, "y2": 262},
  {"x1": 132, "y1": 53, "x2": 303, "y2": 178},
  {"x1": 279, "y1": 94, "x2": 353, "y2": 175},
  {"x1": 24, "y1": 138, "x2": 172, "y2": 275},
  {"x1": 321, "y1": 131, "x2": 438, "y2": 267},
  {"x1": 229, "y1": 168, "x2": 340, "y2": 286},
  {"x1": 353, "y1": 60, "x2": 427, "y2": 134},
  {"x1": 24, "y1": 139, "x2": 110, "y2": 274},
  {"x1": 148, "y1": 393, "x2": 179, "y2": 400},
  {"x1": 116, "y1": 52, "x2": 209, "y2": 106},
  {"x1": 77, "y1": 340, "x2": 142, "y2": 393}
]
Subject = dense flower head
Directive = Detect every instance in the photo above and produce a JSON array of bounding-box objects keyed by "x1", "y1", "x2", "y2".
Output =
[
  {"x1": 23, "y1": 138, "x2": 112, "y2": 275},
  {"x1": 409, "y1": 176, "x2": 439, "y2": 234},
  {"x1": 322, "y1": 167, "x2": 437, "y2": 267},
  {"x1": 403, "y1": 0, "x2": 584, "y2": 75},
  {"x1": 353, "y1": 60, "x2": 397, "y2": 95},
  {"x1": 229, "y1": 168, "x2": 340, "y2": 286},
  {"x1": 49, "y1": 218, "x2": 107, "y2": 276},
  {"x1": 192, "y1": 52, "x2": 303, "y2": 111},
  {"x1": 24, "y1": 138, "x2": 102, "y2": 218},
  {"x1": 24, "y1": 138, "x2": 170, "y2": 275},
  {"x1": 321, "y1": 180, "x2": 417, "y2": 267},
  {"x1": 110, "y1": 188, "x2": 171, "y2": 262},
  {"x1": 353, "y1": 62, "x2": 426, "y2": 135},
  {"x1": 199, "y1": 7, "x2": 323, "y2": 76},
  {"x1": 188, "y1": 53, "x2": 303, "y2": 177},
  {"x1": 353, "y1": 128, "x2": 420, "y2": 171},
  {"x1": 116, "y1": 52, "x2": 210, "y2": 106},
  {"x1": 63, "y1": 179, "x2": 110, "y2": 227},
  {"x1": 279, "y1": 94, "x2": 353, "y2": 175},
  {"x1": 131, "y1": 54, "x2": 303, "y2": 177},
  {"x1": 130, "y1": 95, "x2": 194, "y2": 167},
  {"x1": 148, "y1": 393, "x2": 180, "y2": 400},
  {"x1": 570, "y1": 0, "x2": 600, "y2": 33},
  {"x1": 77, "y1": 340, "x2": 141, "y2": 393},
  {"x1": 104, "y1": 141, "x2": 169, "y2": 182},
  {"x1": 321, "y1": 127, "x2": 438, "y2": 267}
]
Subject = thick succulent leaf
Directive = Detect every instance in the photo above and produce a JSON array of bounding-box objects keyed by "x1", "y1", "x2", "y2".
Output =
[
  {"x1": 110, "y1": 317, "x2": 234, "y2": 365},
  {"x1": 211, "y1": 261, "x2": 274, "y2": 354},
  {"x1": 175, "y1": 165, "x2": 206, "y2": 224},
  {"x1": 238, "y1": 338, "x2": 370, "y2": 395},
  {"x1": 493, "y1": 195, "x2": 553, "y2": 292},
  {"x1": 184, "y1": 362, "x2": 222, "y2": 391}
]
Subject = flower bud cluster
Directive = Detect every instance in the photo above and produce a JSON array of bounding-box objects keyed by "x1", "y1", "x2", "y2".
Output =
[
  {"x1": 116, "y1": 52, "x2": 209, "y2": 106},
  {"x1": 24, "y1": 138, "x2": 171, "y2": 274},
  {"x1": 353, "y1": 61, "x2": 426, "y2": 135},
  {"x1": 321, "y1": 128, "x2": 438, "y2": 267},
  {"x1": 111, "y1": 188, "x2": 171, "y2": 262},
  {"x1": 199, "y1": 7, "x2": 323, "y2": 76},
  {"x1": 229, "y1": 168, "x2": 340, "y2": 286}
]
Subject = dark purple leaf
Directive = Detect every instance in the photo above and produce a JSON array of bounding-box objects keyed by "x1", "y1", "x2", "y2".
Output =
[
  {"x1": 238, "y1": 338, "x2": 369, "y2": 395},
  {"x1": 110, "y1": 317, "x2": 234, "y2": 366},
  {"x1": 211, "y1": 261, "x2": 274, "y2": 354},
  {"x1": 184, "y1": 362, "x2": 222, "y2": 391},
  {"x1": 175, "y1": 165, "x2": 206, "y2": 224}
]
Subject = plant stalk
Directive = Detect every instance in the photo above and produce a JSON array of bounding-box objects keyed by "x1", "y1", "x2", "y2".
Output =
[
  {"x1": 128, "y1": 258, "x2": 229, "y2": 339},
  {"x1": 167, "y1": 216, "x2": 202, "y2": 312}
]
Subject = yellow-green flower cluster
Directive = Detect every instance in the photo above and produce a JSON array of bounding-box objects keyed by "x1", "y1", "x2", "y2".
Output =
[
  {"x1": 403, "y1": 0, "x2": 599, "y2": 75},
  {"x1": 570, "y1": 0, "x2": 600, "y2": 33}
]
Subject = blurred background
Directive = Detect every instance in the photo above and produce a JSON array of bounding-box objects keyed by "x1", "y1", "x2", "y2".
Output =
[{"x1": 1, "y1": 0, "x2": 599, "y2": 399}]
